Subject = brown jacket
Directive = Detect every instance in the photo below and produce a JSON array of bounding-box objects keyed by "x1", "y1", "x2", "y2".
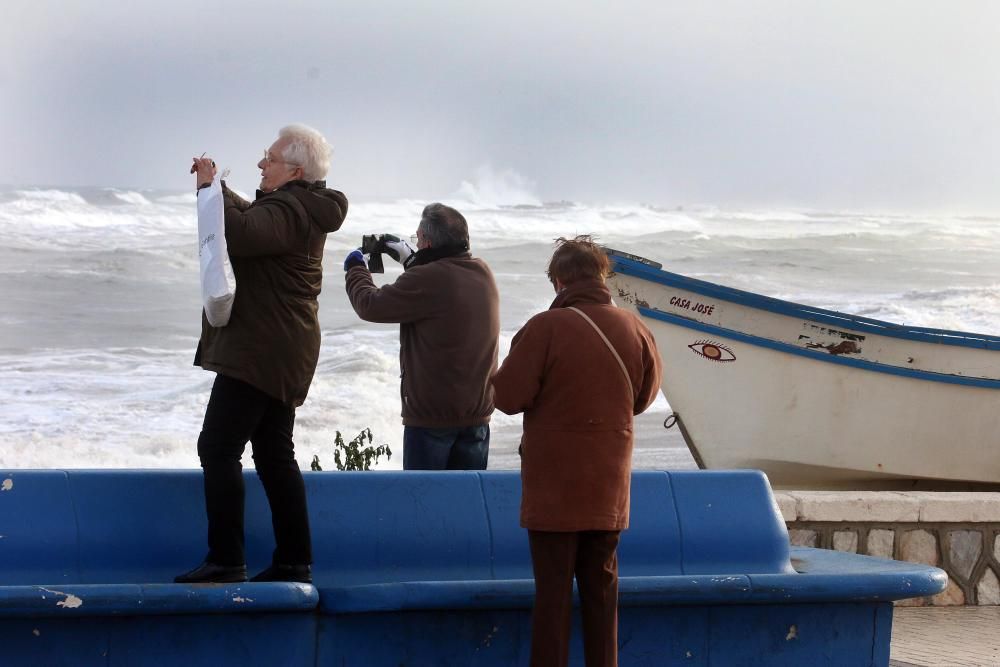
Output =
[
  {"x1": 195, "y1": 180, "x2": 347, "y2": 407},
  {"x1": 345, "y1": 253, "x2": 500, "y2": 428},
  {"x1": 492, "y1": 280, "x2": 662, "y2": 532}
]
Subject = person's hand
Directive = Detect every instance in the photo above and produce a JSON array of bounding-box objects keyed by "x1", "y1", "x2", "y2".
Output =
[
  {"x1": 381, "y1": 234, "x2": 416, "y2": 268},
  {"x1": 191, "y1": 156, "x2": 217, "y2": 189},
  {"x1": 344, "y1": 248, "x2": 367, "y2": 271}
]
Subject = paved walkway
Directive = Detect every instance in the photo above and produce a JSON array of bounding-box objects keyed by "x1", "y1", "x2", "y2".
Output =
[{"x1": 891, "y1": 607, "x2": 1000, "y2": 666}]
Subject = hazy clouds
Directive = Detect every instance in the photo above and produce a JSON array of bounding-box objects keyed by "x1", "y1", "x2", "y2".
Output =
[{"x1": 4, "y1": 1, "x2": 1000, "y2": 210}]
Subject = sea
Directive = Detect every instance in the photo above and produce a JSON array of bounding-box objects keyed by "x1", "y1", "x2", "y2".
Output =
[{"x1": 4, "y1": 179, "x2": 1000, "y2": 471}]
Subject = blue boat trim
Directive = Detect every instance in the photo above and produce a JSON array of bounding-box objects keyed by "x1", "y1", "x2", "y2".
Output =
[
  {"x1": 612, "y1": 256, "x2": 1000, "y2": 350},
  {"x1": 638, "y1": 306, "x2": 1000, "y2": 389}
]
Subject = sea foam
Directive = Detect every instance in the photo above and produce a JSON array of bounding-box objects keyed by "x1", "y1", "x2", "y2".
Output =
[{"x1": 3, "y1": 180, "x2": 1000, "y2": 469}]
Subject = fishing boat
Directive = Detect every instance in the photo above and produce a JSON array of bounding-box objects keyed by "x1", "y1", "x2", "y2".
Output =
[{"x1": 606, "y1": 248, "x2": 1000, "y2": 489}]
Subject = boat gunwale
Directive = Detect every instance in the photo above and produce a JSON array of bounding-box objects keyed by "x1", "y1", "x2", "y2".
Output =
[
  {"x1": 639, "y1": 305, "x2": 1000, "y2": 388},
  {"x1": 610, "y1": 255, "x2": 1000, "y2": 350}
]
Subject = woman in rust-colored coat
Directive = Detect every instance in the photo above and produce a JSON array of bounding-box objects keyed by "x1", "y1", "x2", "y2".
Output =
[{"x1": 492, "y1": 236, "x2": 662, "y2": 667}]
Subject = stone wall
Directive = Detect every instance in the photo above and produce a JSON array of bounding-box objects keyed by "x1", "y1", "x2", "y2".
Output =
[{"x1": 774, "y1": 491, "x2": 1000, "y2": 606}]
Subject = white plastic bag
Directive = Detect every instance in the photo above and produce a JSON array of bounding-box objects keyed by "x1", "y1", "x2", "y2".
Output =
[{"x1": 197, "y1": 177, "x2": 236, "y2": 327}]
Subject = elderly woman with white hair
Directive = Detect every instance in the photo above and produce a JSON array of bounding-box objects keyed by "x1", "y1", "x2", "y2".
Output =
[{"x1": 176, "y1": 124, "x2": 347, "y2": 584}]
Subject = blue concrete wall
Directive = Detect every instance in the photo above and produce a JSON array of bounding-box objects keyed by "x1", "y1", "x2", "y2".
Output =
[{"x1": 0, "y1": 469, "x2": 943, "y2": 665}]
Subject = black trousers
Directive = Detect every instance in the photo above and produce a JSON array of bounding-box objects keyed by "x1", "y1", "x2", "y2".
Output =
[{"x1": 197, "y1": 374, "x2": 312, "y2": 566}]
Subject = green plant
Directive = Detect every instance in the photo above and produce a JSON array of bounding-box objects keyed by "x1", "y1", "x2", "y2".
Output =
[{"x1": 311, "y1": 428, "x2": 392, "y2": 471}]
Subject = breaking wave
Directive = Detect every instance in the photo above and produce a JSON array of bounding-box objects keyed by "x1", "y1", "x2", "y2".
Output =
[{"x1": 3, "y1": 181, "x2": 1000, "y2": 468}]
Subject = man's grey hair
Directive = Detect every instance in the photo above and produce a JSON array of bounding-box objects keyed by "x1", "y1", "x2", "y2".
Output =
[
  {"x1": 278, "y1": 124, "x2": 332, "y2": 182},
  {"x1": 419, "y1": 203, "x2": 470, "y2": 248}
]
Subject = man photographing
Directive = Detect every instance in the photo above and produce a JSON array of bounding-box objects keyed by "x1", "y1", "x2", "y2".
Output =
[
  {"x1": 344, "y1": 203, "x2": 499, "y2": 470},
  {"x1": 176, "y1": 124, "x2": 347, "y2": 585}
]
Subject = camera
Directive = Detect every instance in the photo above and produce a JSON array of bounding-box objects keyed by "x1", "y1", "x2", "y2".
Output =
[{"x1": 361, "y1": 234, "x2": 388, "y2": 273}]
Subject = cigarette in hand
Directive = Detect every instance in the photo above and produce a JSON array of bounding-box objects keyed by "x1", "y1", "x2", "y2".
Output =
[{"x1": 190, "y1": 153, "x2": 216, "y2": 174}]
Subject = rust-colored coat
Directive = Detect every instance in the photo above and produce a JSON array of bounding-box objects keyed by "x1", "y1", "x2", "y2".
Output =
[{"x1": 492, "y1": 280, "x2": 662, "y2": 532}]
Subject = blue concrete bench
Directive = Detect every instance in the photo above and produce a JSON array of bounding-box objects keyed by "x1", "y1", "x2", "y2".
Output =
[
  {"x1": 313, "y1": 471, "x2": 946, "y2": 666},
  {"x1": 0, "y1": 469, "x2": 945, "y2": 666},
  {"x1": 0, "y1": 470, "x2": 318, "y2": 664}
]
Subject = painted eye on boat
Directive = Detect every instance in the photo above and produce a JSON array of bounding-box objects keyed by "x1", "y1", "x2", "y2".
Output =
[{"x1": 688, "y1": 340, "x2": 736, "y2": 362}]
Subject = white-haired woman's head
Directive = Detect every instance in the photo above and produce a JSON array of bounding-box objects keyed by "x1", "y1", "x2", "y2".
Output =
[{"x1": 277, "y1": 124, "x2": 332, "y2": 182}]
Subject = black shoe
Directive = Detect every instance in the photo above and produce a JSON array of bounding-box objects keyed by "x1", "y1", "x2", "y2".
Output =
[
  {"x1": 174, "y1": 561, "x2": 248, "y2": 583},
  {"x1": 250, "y1": 563, "x2": 312, "y2": 583}
]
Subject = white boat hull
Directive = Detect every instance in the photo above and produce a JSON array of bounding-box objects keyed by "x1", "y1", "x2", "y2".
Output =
[{"x1": 607, "y1": 251, "x2": 1000, "y2": 488}]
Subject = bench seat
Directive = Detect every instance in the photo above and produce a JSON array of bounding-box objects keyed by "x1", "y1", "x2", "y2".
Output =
[
  {"x1": 0, "y1": 468, "x2": 946, "y2": 666},
  {"x1": 0, "y1": 582, "x2": 317, "y2": 618},
  {"x1": 320, "y1": 549, "x2": 944, "y2": 614}
]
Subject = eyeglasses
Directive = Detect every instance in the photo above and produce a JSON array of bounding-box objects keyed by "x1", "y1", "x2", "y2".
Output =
[
  {"x1": 263, "y1": 150, "x2": 300, "y2": 168},
  {"x1": 410, "y1": 234, "x2": 419, "y2": 245}
]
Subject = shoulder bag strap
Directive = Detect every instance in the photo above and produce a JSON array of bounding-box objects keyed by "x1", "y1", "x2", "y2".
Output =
[{"x1": 566, "y1": 306, "x2": 634, "y2": 405}]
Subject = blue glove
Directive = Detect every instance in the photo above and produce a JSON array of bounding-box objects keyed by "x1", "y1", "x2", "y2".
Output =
[{"x1": 344, "y1": 249, "x2": 367, "y2": 271}]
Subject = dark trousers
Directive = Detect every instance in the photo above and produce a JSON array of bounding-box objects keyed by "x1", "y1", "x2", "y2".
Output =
[
  {"x1": 528, "y1": 530, "x2": 622, "y2": 667},
  {"x1": 197, "y1": 374, "x2": 312, "y2": 566},
  {"x1": 402, "y1": 424, "x2": 490, "y2": 470}
]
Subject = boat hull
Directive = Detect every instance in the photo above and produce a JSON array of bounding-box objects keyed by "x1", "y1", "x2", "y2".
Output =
[{"x1": 607, "y1": 252, "x2": 1000, "y2": 488}]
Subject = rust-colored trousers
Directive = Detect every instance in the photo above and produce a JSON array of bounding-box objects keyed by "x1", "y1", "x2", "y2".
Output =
[{"x1": 527, "y1": 530, "x2": 622, "y2": 667}]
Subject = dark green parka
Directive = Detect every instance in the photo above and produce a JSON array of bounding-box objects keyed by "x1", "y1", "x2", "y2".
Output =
[{"x1": 195, "y1": 180, "x2": 347, "y2": 406}]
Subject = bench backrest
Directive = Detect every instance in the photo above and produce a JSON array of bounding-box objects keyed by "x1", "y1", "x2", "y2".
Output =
[
  {"x1": 479, "y1": 470, "x2": 793, "y2": 580},
  {"x1": 308, "y1": 472, "x2": 494, "y2": 585},
  {"x1": 0, "y1": 469, "x2": 792, "y2": 586},
  {"x1": 0, "y1": 471, "x2": 78, "y2": 584}
]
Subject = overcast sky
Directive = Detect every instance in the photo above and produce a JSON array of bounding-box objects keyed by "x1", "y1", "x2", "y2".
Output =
[{"x1": 4, "y1": 1, "x2": 999, "y2": 209}]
